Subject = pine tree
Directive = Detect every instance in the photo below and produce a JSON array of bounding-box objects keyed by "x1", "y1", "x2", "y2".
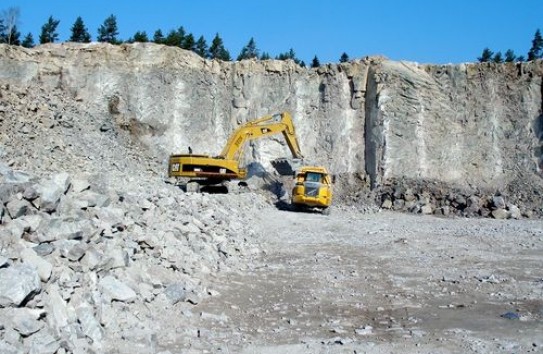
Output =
[
  {"x1": 477, "y1": 48, "x2": 493, "y2": 62},
  {"x1": 7, "y1": 24, "x2": 20, "y2": 45},
  {"x1": 237, "y1": 37, "x2": 259, "y2": 60},
  {"x1": 39, "y1": 16, "x2": 60, "y2": 44},
  {"x1": 260, "y1": 51, "x2": 271, "y2": 60},
  {"x1": 69, "y1": 16, "x2": 91, "y2": 43},
  {"x1": 194, "y1": 35, "x2": 208, "y2": 58},
  {"x1": 153, "y1": 29, "x2": 164, "y2": 44},
  {"x1": 1, "y1": 22, "x2": 20, "y2": 45},
  {"x1": 97, "y1": 14, "x2": 119, "y2": 44},
  {"x1": 21, "y1": 32, "x2": 34, "y2": 48},
  {"x1": 164, "y1": 27, "x2": 184, "y2": 47},
  {"x1": 492, "y1": 51, "x2": 503, "y2": 63},
  {"x1": 209, "y1": 33, "x2": 230, "y2": 61},
  {"x1": 527, "y1": 29, "x2": 543, "y2": 60},
  {"x1": 516, "y1": 55, "x2": 526, "y2": 62},
  {"x1": 504, "y1": 49, "x2": 516, "y2": 63},
  {"x1": 311, "y1": 55, "x2": 320, "y2": 68},
  {"x1": 133, "y1": 31, "x2": 148, "y2": 42},
  {"x1": 275, "y1": 50, "x2": 293, "y2": 60},
  {"x1": 339, "y1": 52, "x2": 349, "y2": 63},
  {"x1": 182, "y1": 33, "x2": 195, "y2": 51},
  {"x1": 0, "y1": 19, "x2": 4, "y2": 43},
  {"x1": 276, "y1": 48, "x2": 301, "y2": 65}
]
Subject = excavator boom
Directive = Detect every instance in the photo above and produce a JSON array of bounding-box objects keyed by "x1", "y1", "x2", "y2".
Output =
[{"x1": 220, "y1": 112, "x2": 303, "y2": 160}]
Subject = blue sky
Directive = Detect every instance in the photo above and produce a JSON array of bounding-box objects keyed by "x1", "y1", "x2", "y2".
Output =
[{"x1": 3, "y1": 0, "x2": 542, "y2": 64}]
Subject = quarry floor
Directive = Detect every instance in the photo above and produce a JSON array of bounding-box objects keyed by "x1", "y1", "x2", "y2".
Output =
[{"x1": 179, "y1": 208, "x2": 543, "y2": 353}]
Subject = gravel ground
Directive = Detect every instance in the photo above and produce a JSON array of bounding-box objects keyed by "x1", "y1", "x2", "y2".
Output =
[{"x1": 178, "y1": 207, "x2": 543, "y2": 353}]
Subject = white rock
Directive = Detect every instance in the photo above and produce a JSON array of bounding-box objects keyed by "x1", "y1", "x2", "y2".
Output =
[
  {"x1": 10, "y1": 308, "x2": 44, "y2": 336},
  {"x1": 76, "y1": 303, "x2": 103, "y2": 344},
  {"x1": 421, "y1": 204, "x2": 434, "y2": 215},
  {"x1": 0, "y1": 265, "x2": 41, "y2": 307},
  {"x1": 71, "y1": 178, "x2": 90, "y2": 193},
  {"x1": 52, "y1": 172, "x2": 71, "y2": 193},
  {"x1": 6, "y1": 198, "x2": 33, "y2": 219},
  {"x1": 0, "y1": 340, "x2": 20, "y2": 354},
  {"x1": 23, "y1": 328, "x2": 60, "y2": 354},
  {"x1": 37, "y1": 218, "x2": 95, "y2": 242},
  {"x1": 99, "y1": 275, "x2": 137, "y2": 303},
  {"x1": 20, "y1": 214, "x2": 43, "y2": 233},
  {"x1": 80, "y1": 246, "x2": 103, "y2": 271},
  {"x1": 507, "y1": 204, "x2": 521, "y2": 219},
  {"x1": 93, "y1": 206, "x2": 125, "y2": 228},
  {"x1": 77, "y1": 191, "x2": 110, "y2": 208},
  {"x1": 21, "y1": 248, "x2": 53, "y2": 282},
  {"x1": 46, "y1": 285, "x2": 70, "y2": 336},
  {"x1": 36, "y1": 180, "x2": 64, "y2": 213}
]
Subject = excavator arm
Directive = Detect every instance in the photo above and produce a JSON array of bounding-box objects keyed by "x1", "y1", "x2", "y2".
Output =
[{"x1": 219, "y1": 112, "x2": 303, "y2": 160}]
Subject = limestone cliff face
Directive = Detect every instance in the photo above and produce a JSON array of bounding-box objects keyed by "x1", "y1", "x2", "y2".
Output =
[
  {"x1": 0, "y1": 42, "x2": 541, "y2": 192},
  {"x1": 367, "y1": 60, "x2": 543, "y2": 191}
]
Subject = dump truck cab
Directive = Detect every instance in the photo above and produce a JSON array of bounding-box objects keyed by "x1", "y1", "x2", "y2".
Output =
[{"x1": 291, "y1": 166, "x2": 333, "y2": 214}]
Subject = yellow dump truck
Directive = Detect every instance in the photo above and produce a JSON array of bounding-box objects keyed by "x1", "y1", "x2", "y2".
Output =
[{"x1": 291, "y1": 166, "x2": 333, "y2": 215}]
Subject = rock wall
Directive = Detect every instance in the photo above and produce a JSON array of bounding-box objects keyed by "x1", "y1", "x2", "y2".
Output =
[
  {"x1": 367, "y1": 60, "x2": 543, "y2": 191},
  {"x1": 0, "y1": 42, "x2": 542, "y2": 195}
]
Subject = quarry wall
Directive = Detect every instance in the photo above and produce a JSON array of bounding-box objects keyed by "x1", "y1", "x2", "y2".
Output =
[{"x1": 0, "y1": 42, "x2": 542, "y2": 193}]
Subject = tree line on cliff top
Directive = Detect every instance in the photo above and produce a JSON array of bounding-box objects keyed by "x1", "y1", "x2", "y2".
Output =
[
  {"x1": 0, "y1": 10, "x2": 336, "y2": 68},
  {"x1": 0, "y1": 8, "x2": 541, "y2": 66},
  {"x1": 478, "y1": 29, "x2": 543, "y2": 63}
]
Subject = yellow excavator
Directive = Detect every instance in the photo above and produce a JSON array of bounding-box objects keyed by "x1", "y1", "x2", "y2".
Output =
[{"x1": 168, "y1": 112, "x2": 304, "y2": 191}]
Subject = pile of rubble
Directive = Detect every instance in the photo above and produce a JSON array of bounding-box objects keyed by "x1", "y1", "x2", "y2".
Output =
[
  {"x1": 0, "y1": 76, "x2": 272, "y2": 351},
  {"x1": 0, "y1": 163, "x2": 267, "y2": 353},
  {"x1": 375, "y1": 178, "x2": 542, "y2": 219}
]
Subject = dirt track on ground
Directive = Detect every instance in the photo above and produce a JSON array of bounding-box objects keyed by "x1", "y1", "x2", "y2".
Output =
[{"x1": 177, "y1": 208, "x2": 543, "y2": 353}]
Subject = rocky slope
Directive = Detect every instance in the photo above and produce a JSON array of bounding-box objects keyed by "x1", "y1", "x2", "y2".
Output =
[{"x1": 0, "y1": 71, "x2": 269, "y2": 352}]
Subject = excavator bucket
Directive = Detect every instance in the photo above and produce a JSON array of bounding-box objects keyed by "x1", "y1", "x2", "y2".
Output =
[{"x1": 271, "y1": 158, "x2": 303, "y2": 176}]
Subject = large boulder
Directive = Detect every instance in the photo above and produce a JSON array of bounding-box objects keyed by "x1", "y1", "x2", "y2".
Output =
[
  {"x1": 21, "y1": 248, "x2": 53, "y2": 282},
  {"x1": 5, "y1": 198, "x2": 34, "y2": 219},
  {"x1": 36, "y1": 218, "x2": 95, "y2": 242},
  {"x1": 0, "y1": 264, "x2": 41, "y2": 307},
  {"x1": 99, "y1": 275, "x2": 137, "y2": 303},
  {"x1": 35, "y1": 181, "x2": 64, "y2": 213}
]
